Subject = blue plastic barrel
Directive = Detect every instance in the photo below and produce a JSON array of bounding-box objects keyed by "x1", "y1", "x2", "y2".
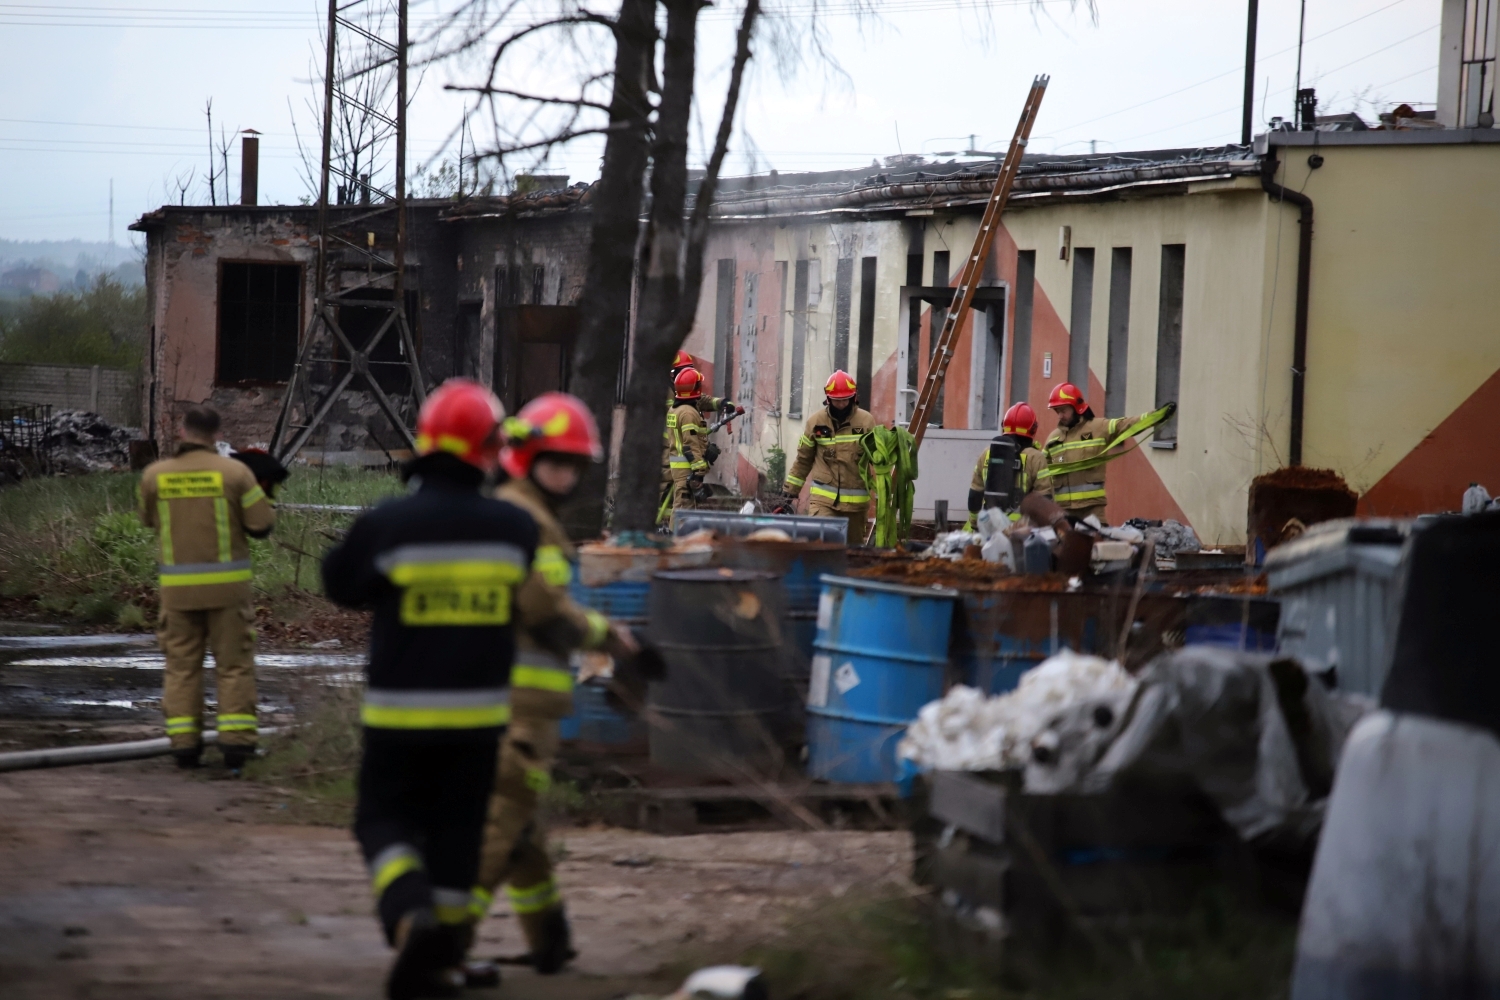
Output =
[
  {"x1": 807, "y1": 575, "x2": 959, "y2": 783},
  {"x1": 1183, "y1": 595, "x2": 1280, "y2": 652},
  {"x1": 568, "y1": 578, "x2": 649, "y2": 622}
]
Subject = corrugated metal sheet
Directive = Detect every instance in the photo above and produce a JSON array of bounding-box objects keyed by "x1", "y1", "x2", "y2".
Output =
[{"x1": 1267, "y1": 523, "x2": 1406, "y2": 697}]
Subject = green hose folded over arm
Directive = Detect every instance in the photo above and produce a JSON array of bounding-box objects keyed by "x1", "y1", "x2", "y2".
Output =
[{"x1": 860, "y1": 426, "x2": 918, "y2": 548}]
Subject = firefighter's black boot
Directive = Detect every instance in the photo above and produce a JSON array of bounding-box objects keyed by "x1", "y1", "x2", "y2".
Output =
[
  {"x1": 387, "y1": 908, "x2": 460, "y2": 1000},
  {"x1": 524, "y1": 905, "x2": 575, "y2": 975},
  {"x1": 172, "y1": 745, "x2": 203, "y2": 769}
]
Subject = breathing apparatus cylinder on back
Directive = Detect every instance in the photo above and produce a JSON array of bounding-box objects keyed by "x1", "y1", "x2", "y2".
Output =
[{"x1": 983, "y1": 435, "x2": 1021, "y2": 511}]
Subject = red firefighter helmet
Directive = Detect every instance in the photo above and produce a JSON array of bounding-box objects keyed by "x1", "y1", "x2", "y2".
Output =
[
  {"x1": 499, "y1": 392, "x2": 603, "y2": 479},
  {"x1": 673, "y1": 366, "x2": 704, "y2": 401},
  {"x1": 670, "y1": 349, "x2": 694, "y2": 374},
  {"x1": 1047, "y1": 382, "x2": 1087, "y2": 413},
  {"x1": 415, "y1": 378, "x2": 504, "y2": 469},
  {"x1": 1001, "y1": 402, "x2": 1039, "y2": 438},
  {"x1": 824, "y1": 370, "x2": 858, "y2": 401}
]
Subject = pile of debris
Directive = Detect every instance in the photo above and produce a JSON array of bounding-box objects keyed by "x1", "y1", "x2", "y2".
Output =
[
  {"x1": 44, "y1": 410, "x2": 140, "y2": 474},
  {"x1": 1123, "y1": 517, "x2": 1201, "y2": 558}
]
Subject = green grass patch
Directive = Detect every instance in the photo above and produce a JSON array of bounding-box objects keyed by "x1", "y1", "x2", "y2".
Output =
[
  {"x1": 244, "y1": 677, "x2": 363, "y2": 826},
  {"x1": 696, "y1": 887, "x2": 1295, "y2": 1000},
  {"x1": 0, "y1": 465, "x2": 403, "y2": 625}
]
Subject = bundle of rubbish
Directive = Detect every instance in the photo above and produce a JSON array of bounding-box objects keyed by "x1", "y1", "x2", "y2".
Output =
[
  {"x1": 44, "y1": 409, "x2": 141, "y2": 474},
  {"x1": 1122, "y1": 517, "x2": 1201, "y2": 559},
  {"x1": 900, "y1": 646, "x2": 1373, "y2": 844},
  {"x1": 923, "y1": 500, "x2": 1161, "y2": 577}
]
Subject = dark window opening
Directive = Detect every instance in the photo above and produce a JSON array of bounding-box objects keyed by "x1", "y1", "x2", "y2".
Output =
[
  {"x1": 1105, "y1": 247, "x2": 1133, "y2": 419},
  {"x1": 905, "y1": 253, "x2": 923, "y2": 397},
  {"x1": 494, "y1": 305, "x2": 578, "y2": 415},
  {"x1": 713, "y1": 259, "x2": 736, "y2": 399},
  {"x1": 1155, "y1": 244, "x2": 1186, "y2": 441},
  {"x1": 1068, "y1": 247, "x2": 1095, "y2": 390},
  {"x1": 334, "y1": 288, "x2": 422, "y2": 395},
  {"x1": 833, "y1": 257, "x2": 854, "y2": 373},
  {"x1": 789, "y1": 260, "x2": 809, "y2": 419},
  {"x1": 217, "y1": 262, "x2": 301, "y2": 383},
  {"x1": 856, "y1": 256, "x2": 877, "y2": 411},
  {"x1": 1009, "y1": 250, "x2": 1036, "y2": 407}
]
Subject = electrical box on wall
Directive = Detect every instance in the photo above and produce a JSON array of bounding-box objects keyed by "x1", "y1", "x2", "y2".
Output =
[{"x1": 1043, "y1": 351, "x2": 1053, "y2": 378}]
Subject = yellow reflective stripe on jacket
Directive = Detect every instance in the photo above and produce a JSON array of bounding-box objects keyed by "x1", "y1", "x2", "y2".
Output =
[
  {"x1": 361, "y1": 687, "x2": 511, "y2": 730},
  {"x1": 216, "y1": 713, "x2": 257, "y2": 732},
  {"x1": 533, "y1": 545, "x2": 572, "y2": 587},
  {"x1": 511, "y1": 664, "x2": 574, "y2": 695},
  {"x1": 213, "y1": 497, "x2": 232, "y2": 563},
  {"x1": 377, "y1": 542, "x2": 528, "y2": 627},
  {"x1": 506, "y1": 877, "x2": 561, "y2": 914},
  {"x1": 157, "y1": 500, "x2": 174, "y2": 564},
  {"x1": 164, "y1": 716, "x2": 199, "y2": 735},
  {"x1": 785, "y1": 474, "x2": 805, "y2": 488},
  {"x1": 158, "y1": 560, "x2": 253, "y2": 587},
  {"x1": 1053, "y1": 483, "x2": 1107, "y2": 503},
  {"x1": 668, "y1": 455, "x2": 693, "y2": 469},
  {"x1": 816, "y1": 434, "x2": 864, "y2": 445},
  {"x1": 370, "y1": 843, "x2": 423, "y2": 896},
  {"x1": 241, "y1": 485, "x2": 266, "y2": 508},
  {"x1": 799, "y1": 435, "x2": 815, "y2": 448},
  {"x1": 810, "y1": 480, "x2": 870, "y2": 503}
]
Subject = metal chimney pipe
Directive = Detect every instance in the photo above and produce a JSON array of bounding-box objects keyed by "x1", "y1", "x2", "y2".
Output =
[{"x1": 240, "y1": 130, "x2": 260, "y2": 205}]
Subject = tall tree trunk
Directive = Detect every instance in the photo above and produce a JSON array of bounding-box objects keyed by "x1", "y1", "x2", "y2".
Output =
[
  {"x1": 558, "y1": 0, "x2": 657, "y2": 538},
  {"x1": 614, "y1": 0, "x2": 761, "y2": 532},
  {"x1": 611, "y1": 0, "x2": 699, "y2": 531}
]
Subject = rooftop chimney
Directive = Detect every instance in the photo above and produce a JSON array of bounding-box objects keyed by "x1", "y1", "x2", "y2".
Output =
[{"x1": 241, "y1": 129, "x2": 260, "y2": 206}]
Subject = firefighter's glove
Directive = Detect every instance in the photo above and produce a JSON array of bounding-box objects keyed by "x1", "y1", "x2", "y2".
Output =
[
  {"x1": 604, "y1": 621, "x2": 639, "y2": 661},
  {"x1": 1162, "y1": 400, "x2": 1177, "y2": 420},
  {"x1": 719, "y1": 399, "x2": 740, "y2": 417},
  {"x1": 704, "y1": 442, "x2": 721, "y2": 466}
]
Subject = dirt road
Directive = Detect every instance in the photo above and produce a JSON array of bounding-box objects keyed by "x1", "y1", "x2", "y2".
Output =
[{"x1": 0, "y1": 760, "x2": 910, "y2": 1000}]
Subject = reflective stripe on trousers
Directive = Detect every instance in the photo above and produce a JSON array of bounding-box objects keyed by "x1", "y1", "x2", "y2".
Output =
[
  {"x1": 361, "y1": 687, "x2": 511, "y2": 729},
  {"x1": 506, "y1": 876, "x2": 561, "y2": 914},
  {"x1": 810, "y1": 480, "x2": 870, "y2": 504}
]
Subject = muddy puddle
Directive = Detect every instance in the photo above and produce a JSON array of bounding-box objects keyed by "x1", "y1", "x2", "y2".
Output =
[{"x1": 0, "y1": 632, "x2": 366, "y2": 735}]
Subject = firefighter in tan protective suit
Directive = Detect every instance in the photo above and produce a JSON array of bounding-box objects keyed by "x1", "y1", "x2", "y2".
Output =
[
  {"x1": 658, "y1": 367, "x2": 711, "y2": 525},
  {"x1": 669, "y1": 349, "x2": 738, "y2": 418},
  {"x1": 783, "y1": 370, "x2": 876, "y2": 545},
  {"x1": 462, "y1": 392, "x2": 638, "y2": 986},
  {"x1": 138, "y1": 405, "x2": 275, "y2": 771},
  {"x1": 1039, "y1": 382, "x2": 1175, "y2": 525}
]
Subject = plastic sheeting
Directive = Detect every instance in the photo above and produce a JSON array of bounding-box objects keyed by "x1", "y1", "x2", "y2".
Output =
[
  {"x1": 1025, "y1": 646, "x2": 1373, "y2": 842},
  {"x1": 1291, "y1": 711, "x2": 1500, "y2": 999}
]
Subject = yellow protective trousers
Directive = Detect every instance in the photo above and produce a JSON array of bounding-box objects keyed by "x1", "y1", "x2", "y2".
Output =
[{"x1": 157, "y1": 601, "x2": 259, "y2": 749}]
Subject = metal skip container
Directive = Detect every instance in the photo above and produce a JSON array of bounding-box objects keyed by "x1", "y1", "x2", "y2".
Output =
[
  {"x1": 646, "y1": 568, "x2": 791, "y2": 777},
  {"x1": 807, "y1": 575, "x2": 959, "y2": 783}
]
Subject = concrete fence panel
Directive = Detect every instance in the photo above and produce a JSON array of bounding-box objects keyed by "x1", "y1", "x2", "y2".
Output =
[{"x1": 0, "y1": 362, "x2": 140, "y2": 426}]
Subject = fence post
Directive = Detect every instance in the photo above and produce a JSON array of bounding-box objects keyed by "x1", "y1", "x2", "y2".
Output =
[{"x1": 90, "y1": 365, "x2": 100, "y2": 413}]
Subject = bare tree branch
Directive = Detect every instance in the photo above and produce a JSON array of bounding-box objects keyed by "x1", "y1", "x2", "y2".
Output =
[{"x1": 444, "y1": 83, "x2": 612, "y2": 113}]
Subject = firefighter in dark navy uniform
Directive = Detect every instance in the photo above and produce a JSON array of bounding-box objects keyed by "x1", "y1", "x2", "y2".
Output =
[{"x1": 322, "y1": 379, "x2": 554, "y2": 1000}]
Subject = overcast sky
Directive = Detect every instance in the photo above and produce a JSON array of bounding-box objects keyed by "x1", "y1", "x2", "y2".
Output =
[{"x1": 0, "y1": 0, "x2": 1441, "y2": 244}]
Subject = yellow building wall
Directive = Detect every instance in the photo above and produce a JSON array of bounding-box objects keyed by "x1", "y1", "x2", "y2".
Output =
[{"x1": 1276, "y1": 142, "x2": 1500, "y2": 494}]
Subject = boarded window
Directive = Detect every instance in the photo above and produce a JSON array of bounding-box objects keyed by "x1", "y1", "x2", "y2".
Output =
[
  {"x1": 1155, "y1": 244, "x2": 1186, "y2": 441},
  {"x1": 929, "y1": 251, "x2": 950, "y2": 427},
  {"x1": 856, "y1": 256, "x2": 877, "y2": 410},
  {"x1": 833, "y1": 257, "x2": 854, "y2": 372},
  {"x1": 217, "y1": 262, "x2": 301, "y2": 383},
  {"x1": 1009, "y1": 250, "x2": 1036, "y2": 406},
  {"x1": 773, "y1": 261, "x2": 788, "y2": 415},
  {"x1": 905, "y1": 253, "x2": 923, "y2": 395},
  {"x1": 789, "y1": 260, "x2": 809, "y2": 419},
  {"x1": 713, "y1": 259, "x2": 736, "y2": 399},
  {"x1": 1068, "y1": 247, "x2": 1095, "y2": 389},
  {"x1": 1105, "y1": 247, "x2": 1133, "y2": 419}
]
